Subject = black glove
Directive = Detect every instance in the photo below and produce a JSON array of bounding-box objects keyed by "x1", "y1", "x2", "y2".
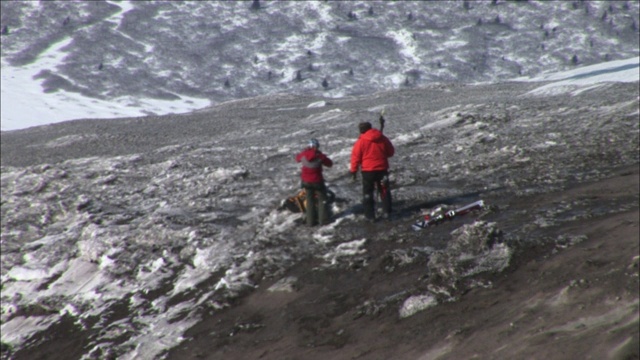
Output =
[{"x1": 350, "y1": 171, "x2": 357, "y2": 183}]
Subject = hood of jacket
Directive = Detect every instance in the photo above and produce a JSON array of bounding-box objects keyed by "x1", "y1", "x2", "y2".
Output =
[{"x1": 361, "y1": 128, "x2": 384, "y2": 143}]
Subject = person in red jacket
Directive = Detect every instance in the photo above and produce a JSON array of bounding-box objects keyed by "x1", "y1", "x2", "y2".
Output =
[
  {"x1": 296, "y1": 138, "x2": 333, "y2": 226},
  {"x1": 350, "y1": 120, "x2": 395, "y2": 221}
]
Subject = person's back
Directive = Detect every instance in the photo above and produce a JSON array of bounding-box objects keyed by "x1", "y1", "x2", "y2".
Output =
[
  {"x1": 296, "y1": 138, "x2": 333, "y2": 225},
  {"x1": 350, "y1": 121, "x2": 394, "y2": 221},
  {"x1": 351, "y1": 127, "x2": 394, "y2": 172},
  {"x1": 296, "y1": 146, "x2": 330, "y2": 184}
]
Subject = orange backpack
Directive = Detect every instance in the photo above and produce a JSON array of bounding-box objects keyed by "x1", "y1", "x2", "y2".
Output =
[{"x1": 280, "y1": 189, "x2": 335, "y2": 213}]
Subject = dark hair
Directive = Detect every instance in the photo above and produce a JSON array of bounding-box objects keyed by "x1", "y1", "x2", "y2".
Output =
[{"x1": 358, "y1": 122, "x2": 372, "y2": 134}]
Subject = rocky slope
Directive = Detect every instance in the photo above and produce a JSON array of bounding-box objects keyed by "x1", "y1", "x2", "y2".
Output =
[{"x1": 1, "y1": 79, "x2": 638, "y2": 359}]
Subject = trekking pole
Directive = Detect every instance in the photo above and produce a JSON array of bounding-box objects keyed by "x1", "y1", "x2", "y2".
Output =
[{"x1": 377, "y1": 109, "x2": 389, "y2": 205}]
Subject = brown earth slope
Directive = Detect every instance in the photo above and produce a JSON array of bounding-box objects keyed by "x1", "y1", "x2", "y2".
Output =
[{"x1": 162, "y1": 164, "x2": 639, "y2": 360}]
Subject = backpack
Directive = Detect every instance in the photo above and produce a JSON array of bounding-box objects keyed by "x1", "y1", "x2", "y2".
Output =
[{"x1": 280, "y1": 188, "x2": 336, "y2": 213}]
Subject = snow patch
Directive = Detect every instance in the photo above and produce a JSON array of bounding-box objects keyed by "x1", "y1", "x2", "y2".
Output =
[{"x1": 399, "y1": 294, "x2": 438, "y2": 318}]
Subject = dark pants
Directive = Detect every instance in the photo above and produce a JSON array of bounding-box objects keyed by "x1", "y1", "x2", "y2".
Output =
[
  {"x1": 361, "y1": 171, "x2": 391, "y2": 220},
  {"x1": 301, "y1": 182, "x2": 328, "y2": 226}
]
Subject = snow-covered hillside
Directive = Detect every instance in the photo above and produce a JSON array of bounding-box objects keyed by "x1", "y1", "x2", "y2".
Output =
[{"x1": 1, "y1": 0, "x2": 639, "y2": 130}]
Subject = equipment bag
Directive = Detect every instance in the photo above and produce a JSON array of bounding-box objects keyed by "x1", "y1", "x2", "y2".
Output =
[{"x1": 280, "y1": 188, "x2": 336, "y2": 213}]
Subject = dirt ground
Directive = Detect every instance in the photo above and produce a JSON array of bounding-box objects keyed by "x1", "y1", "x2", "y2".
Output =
[{"x1": 162, "y1": 164, "x2": 639, "y2": 360}]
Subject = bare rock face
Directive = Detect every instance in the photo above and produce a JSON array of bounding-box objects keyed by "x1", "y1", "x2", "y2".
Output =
[{"x1": 428, "y1": 221, "x2": 510, "y2": 292}]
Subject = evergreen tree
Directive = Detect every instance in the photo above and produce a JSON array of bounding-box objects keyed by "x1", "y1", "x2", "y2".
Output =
[
  {"x1": 1, "y1": 25, "x2": 8, "y2": 35},
  {"x1": 251, "y1": 0, "x2": 260, "y2": 10},
  {"x1": 224, "y1": 78, "x2": 231, "y2": 87},
  {"x1": 295, "y1": 70, "x2": 302, "y2": 81},
  {"x1": 571, "y1": 55, "x2": 579, "y2": 65},
  {"x1": 322, "y1": 78, "x2": 328, "y2": 88}
]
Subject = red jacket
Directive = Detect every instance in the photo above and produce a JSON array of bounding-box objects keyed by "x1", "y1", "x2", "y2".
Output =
[
  {"x1": 350, "y1": 129, "x2": 394, "y2": 173},
  {"x1": 296, "y1": 148, "x2": 333, "y2": 183}
]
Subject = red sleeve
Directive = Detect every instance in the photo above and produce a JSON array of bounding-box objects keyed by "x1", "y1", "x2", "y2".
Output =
[
  {"x1": 320, "y1": 152, "x2": 333, "y2": 167},
  {"x1": 385, "y1": 137, "x2": 395, "y2": 158}
]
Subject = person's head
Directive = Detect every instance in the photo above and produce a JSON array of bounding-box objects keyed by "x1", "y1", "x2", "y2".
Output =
[
  {"x1": 308, "y1": 138, "x2": 320, "y2": 149},
  {"x1": 358, "y1": 122, "x2": 372, "y2": 134}
]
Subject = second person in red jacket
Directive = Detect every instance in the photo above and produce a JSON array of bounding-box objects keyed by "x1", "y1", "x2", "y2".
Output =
[
  {"x1": 350, "y1": 121, "x2": 395, "y2": 222},
  {"x1": 296, "y1": 138, "x2": 333, "y2": 226}
]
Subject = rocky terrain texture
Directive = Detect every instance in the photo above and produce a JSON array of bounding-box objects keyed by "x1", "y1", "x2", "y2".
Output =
[
  {"x1": 1, "y1": 79, "x2": 639, "y2": 359},
  {"x1": 166, "y1": 165, "x2": 639, "y2": 360}
]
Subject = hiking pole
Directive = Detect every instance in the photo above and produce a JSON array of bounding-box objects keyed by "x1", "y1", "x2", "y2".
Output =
[
  {"x1": 378, "y1": 109, "x2": 385, "y2": 199},
  {"x1": 377, "y1": 109, "x2": 389, "y2": 206}
]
